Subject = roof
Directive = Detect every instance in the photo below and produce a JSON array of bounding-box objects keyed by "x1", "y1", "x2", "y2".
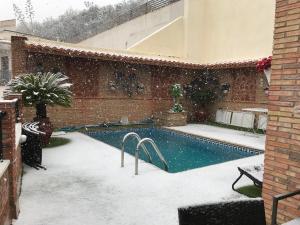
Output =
[
  {"x1": 0, "y1": 39, "x2": 10, "y2": 44},
  {"x1": 22, "y1": 37, "x2": 258, "y2": 70}
]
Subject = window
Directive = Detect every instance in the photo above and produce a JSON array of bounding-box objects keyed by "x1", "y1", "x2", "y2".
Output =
[{"x1": 0, "y1": 56, "x2": 9, "y2": 82}]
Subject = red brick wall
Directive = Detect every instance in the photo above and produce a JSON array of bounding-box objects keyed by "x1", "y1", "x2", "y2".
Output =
[
  {"x1": 0, "y1": 95, "x2": 23, "y2": 223},
  {"x1": 0, "y1": 163, "x2": 10, "y2": 225},
  {"x1": 214, "y1": 68, "x2": 268, "y2": 112},
  {"x1": 11, "y1": 38, "x2": 267, "y2": 128},
  {"x1": 11, "y1": 36, "x2": 28, "y2": 77},
  {"x1": 263, "y1": 0, "x2": 300, "y2": 224}
]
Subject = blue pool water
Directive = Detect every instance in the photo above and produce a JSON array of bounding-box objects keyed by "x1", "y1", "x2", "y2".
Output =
[{"x1": 85, "y1": 128, "x2": 261, "y2": 173}]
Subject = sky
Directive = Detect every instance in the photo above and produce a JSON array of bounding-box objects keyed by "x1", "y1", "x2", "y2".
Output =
[{"x1": 0, "y1": 0, "x2": 125, "y2": 22}]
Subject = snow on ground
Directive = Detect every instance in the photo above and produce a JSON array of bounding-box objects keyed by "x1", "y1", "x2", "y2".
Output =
[
  {"x1": 168, "y1": 124, "x2": 266, "y2": 151},
  {"x1": 14, "y1": 132, "x2": 264, "y2": 225},
  {"x1": 0, "y1": 86, "x2": 6, "y2": 99}
]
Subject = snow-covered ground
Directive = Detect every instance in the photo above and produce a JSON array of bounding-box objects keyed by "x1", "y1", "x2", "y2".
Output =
[
  {"x1": 0, "y1": 86, "x2": 6, "y2": 99},
  {"x1": 168, "y1": 124, "x2": 266, "y2": 151},
  {"x1": 14, "y1": 131, "x2": 264, "y2": 225}
]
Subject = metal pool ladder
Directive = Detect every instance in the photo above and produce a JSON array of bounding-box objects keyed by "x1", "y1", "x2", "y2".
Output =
[
  {"x1": 135, "y1": 138, "x2": 168, "y2": 175},
  {"x1": 121, "y1": 132, "x2": 152, "y2": 167}
]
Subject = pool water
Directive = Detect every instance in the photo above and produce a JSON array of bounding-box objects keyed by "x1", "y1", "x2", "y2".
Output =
[{"x1": 85, "y1": 128, "x2": 261, "y2": 173}]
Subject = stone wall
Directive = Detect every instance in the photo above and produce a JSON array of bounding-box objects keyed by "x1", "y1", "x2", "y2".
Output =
[{"x1": 263, "y1": 0, "x2": 300, "y2": 224}]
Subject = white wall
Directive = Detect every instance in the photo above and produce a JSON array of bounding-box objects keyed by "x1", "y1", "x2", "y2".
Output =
[
  {"x1": 0, "y1": 19, "x2": 16, "y2": 32},
  {"x1": 184, "y1": 0, "x2": 276, "y2": 63},
  {"x1": 77, "y1": 0, "x2": 184, "y2": 50},
  {"x1": 129, "y1": 17, "x2": 185, "y2": 58},
  {"x1": 0, "y1": 41, "x2": 12, "y2": 82},
  {"x1": 126, "y1": 0, "x2": 275, "y2": 63}
]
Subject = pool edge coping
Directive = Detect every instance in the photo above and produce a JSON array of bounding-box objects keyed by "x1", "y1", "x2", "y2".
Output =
[{"x1": 163, "y1": 127, "x2": 265, "y2": 154}]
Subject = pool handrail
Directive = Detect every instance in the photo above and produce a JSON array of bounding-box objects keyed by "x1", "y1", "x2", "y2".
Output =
[
  {"x1": 136, "y1": 138, "x2": 169, "y2": 175},
  {"x1": 121, "y1": 132, "x2": 152, "y2": 167}
]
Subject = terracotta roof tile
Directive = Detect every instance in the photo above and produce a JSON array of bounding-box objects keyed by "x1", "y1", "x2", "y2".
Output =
[{"x1": 24, "y1": 37, "x2": 258, "y2": 70}]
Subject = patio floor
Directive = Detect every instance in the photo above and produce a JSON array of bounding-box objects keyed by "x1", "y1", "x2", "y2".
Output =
[{"x1": 14, "y1": 127, "x2": 264, "y2": 225}]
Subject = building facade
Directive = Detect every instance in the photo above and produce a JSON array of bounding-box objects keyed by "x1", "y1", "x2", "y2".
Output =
[{"x1": 0, "y1": 20, "x2": 16, "y2": 84}]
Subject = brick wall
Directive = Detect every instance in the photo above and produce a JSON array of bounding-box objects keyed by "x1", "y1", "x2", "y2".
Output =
[
  {"x1": 21, "y1": 52, "x2": 190, "y2": 126},
  {"x1": 0, "y1": 161, "x2": 10, "y2": 225},
  {"x1": 11, "y1": 36, "x2": 28, "y2": 77},
  {"x1": 214, "y1": 68, "x2": 268, "y2": 112},
  {"x1": 0, "y1": 95, "x2": 23, "y2": 224},
  {"x1": 11, "y1": 38, "x2": 267, "y2": 128},
  {"x1": 263, "y1": 0, "x2": 300, "y2": 224}
]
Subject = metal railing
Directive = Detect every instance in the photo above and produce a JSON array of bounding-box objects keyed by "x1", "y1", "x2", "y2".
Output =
[
  {"x1": 89, "y1": 0, "x2": 181, "y2": 37},
  {"x1": 136, "y1": 138, "x2": 168, "y2": 175},
  {"x1": 0, "y1": 111, "x2": 6, "y2": 161},
  {"x1": 271, "y1": 189, "x2": 300, "y2": 225},
  {"x1": 121, "y1": 132, "x2": 152, "y2": 167}
]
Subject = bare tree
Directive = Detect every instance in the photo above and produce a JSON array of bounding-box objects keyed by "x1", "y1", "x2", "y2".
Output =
[
  {"x1": 13, "y1": 4, "x2": 29, "y2": 32},
  {"x1": 13, "y1": 0, "x2": 35, "y2": 33},
  {"x1": 25, "y1": 0, "x2": 35, "y2": 31}
]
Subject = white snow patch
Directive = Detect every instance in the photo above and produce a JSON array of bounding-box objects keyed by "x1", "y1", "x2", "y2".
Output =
[
  {"x1": 0, "y1": 160, "x2": 10, "y2": 178},
  {"x1": 15, "y1": 123, "x2": 22, "y2": 147},
  {"x1": 167, "y1": 124, "x2": 266, "y2": 151},
  {"x1": 14, "y1": 132, "x2": 264, "y2": 225},
  {"x1": 51, "y1": 131, "x2": 67, "y2": 137}
]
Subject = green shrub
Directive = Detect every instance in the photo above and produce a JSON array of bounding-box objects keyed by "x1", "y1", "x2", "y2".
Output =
[
  {"x1": 170, "y1": 84, "x2": 183, "y2": 113},
  {"x1": 45, "y1": 137, "x2": 71, "y2": 148}
]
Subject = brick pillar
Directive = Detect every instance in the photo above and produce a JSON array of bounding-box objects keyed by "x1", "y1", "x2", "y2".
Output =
[
  {"x1": 4, "y1": 93, "x2": 24, "y2": 123},
  {"x1": 11, "y1": 36, "x2": 28, "y2": 78},
  {"x1": 0, "y1": 99, "x2": 22, "y2": 219},
  {"x1": 0, "y1": 161, "x2": 11, "y2": 225},
  {"x1": 263, "y1": 0, "x2": 300, "y2": 224}
]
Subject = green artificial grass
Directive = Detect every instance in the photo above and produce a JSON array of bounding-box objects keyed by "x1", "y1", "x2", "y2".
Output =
[
  {"x1": 236, "y1": 185, "x2": 262, "y2": 198},
  {"x1": 45, "y1": 137, "x2": 71, "y2": 148}
]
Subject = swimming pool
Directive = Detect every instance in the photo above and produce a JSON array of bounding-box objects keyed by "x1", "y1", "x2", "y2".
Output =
[{"x1": 85, "y1": 128, "x2": 262, "y2": 173}]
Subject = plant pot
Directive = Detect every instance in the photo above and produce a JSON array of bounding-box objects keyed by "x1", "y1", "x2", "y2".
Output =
[
  {"x1": 33, "y1": 117, "x2": 54, "y2": 146},
  {"x1": 194, "y1": 110, "x2": 209, "y2": 122},
  {"x1": 156, "y1": 111, "x2": 187, "y2": 127}
]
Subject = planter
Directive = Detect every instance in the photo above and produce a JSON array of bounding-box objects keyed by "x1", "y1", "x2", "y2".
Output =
[
  {"x1": 33, "y1": 117, "x2": 54, "y2": 146},
  {"x1": 156, "y1": 111, "x2": 187, "y2": 127}
]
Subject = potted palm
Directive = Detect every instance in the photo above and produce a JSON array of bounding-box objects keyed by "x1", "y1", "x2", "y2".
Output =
[
  {"x1": 186, "y1": 73, "x2": 221, "y2": 122},
  {"x1": 157, "y1": 84, "x2": 187, "y2": 126},
  {"x1": 9, "y1": 72, "x2": 72, "y2": 145}
]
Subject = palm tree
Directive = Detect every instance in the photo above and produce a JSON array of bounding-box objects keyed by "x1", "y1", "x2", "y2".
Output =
[{"x1": 8, "y1": 72, "x2": 72, "y2": 144}]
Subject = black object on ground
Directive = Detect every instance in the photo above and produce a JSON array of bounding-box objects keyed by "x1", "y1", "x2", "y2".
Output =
[
  {"x1": 178, "y1": 200, "x2": 266, "y2": 225},
  {"x1": 21, "y1": 122, "x2": 47, "y2": 170},
  {"x1": 232, "y1": 167, "x2": 263, "y2": 191}
]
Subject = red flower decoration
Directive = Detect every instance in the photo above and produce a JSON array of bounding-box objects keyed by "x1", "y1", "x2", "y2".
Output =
[{"x1": 256, "y1": 56, "x2": 272, "y2": 72}]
